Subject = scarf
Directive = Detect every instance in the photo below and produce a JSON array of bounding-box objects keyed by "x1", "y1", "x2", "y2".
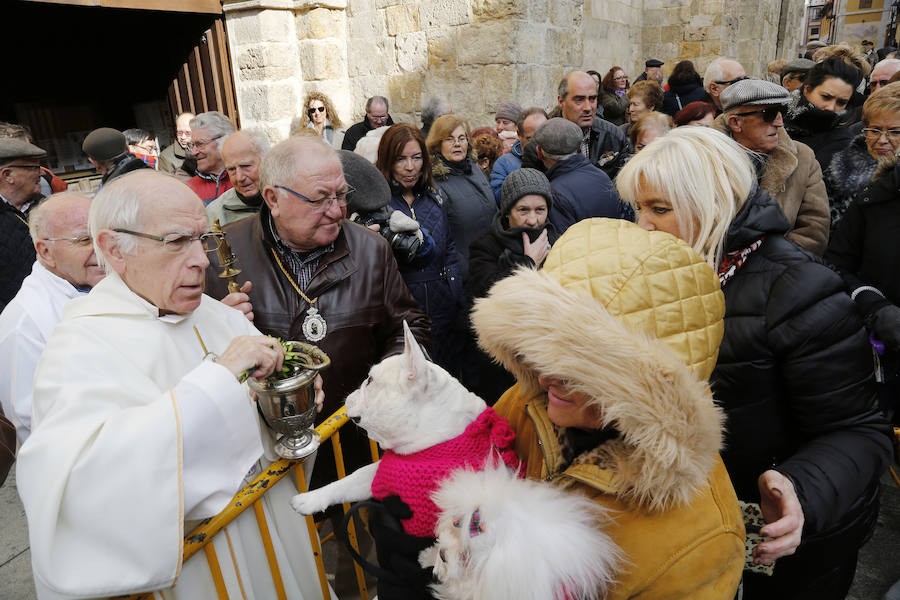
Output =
[{"x1": 717, "y1": 237, "x2": 764, "y2": 287}]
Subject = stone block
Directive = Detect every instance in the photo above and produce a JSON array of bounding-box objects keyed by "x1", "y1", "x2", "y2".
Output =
[
  {"x1": 700, "y1": 39, "x2": 722, "y2": 56},
  {"x1": 685, "y1": 25, "x2": 709, "y2": 41},
  {"x1": 299, "y1": 39, "x2": 346, "y2": 80},
  {"x1": 228, "y1": 8, "x2": 295, "y2": 45},
  {"x1": 419, "y1": 0, "x2": 470, "y2": 28},
  {"x1": 690, "y1": 13, "x2": 714, "y2": 28},
  {"x1": 375, "y1": 0, "x2": 401, "y2": 8},
  {"x1": 347, "y1": 0, "x2": 374, "y2": 15},
  {"x1": 427, "y1": 28, "x2": 458, "y2": 69},
  {"x1": 348, "y1": 37, "x2": 395, "y2": 76},
  {"x1": 516, "y1": 22, "x2": 545, "y2": 64},
  {"x1": 679, "y1": 41, "x2": 702, "y2": 58},
  {"x1": 235, "y1": 43, "x2": 300, "y2": 81},
  {"x1": 661, "y1": 24, "x2": 682, "y2": 43},
  {"x1": 643, "y1": 8, "x2": 667, "y2": 28},
  {"x1": 305, "y1": 7, "x2": 346, "y2": 39},
  {"x1": 387, "y1": 72, "x2": 424, "y2": 112},
  {"x1": 385, "y1": 3, "x2": 419, "y2": 35},
  {"x1": 348, "y1": 9, "x2": 386, "y2": 38},
  {"x1": 643, "y1": 26, "x2": 662, "y2": 44},
  {"x1": 238, "y1": 81, "x2": 300, "y2": 123},
  {"x1": 529, "y1": 0, "x2": 548, "y2": 22},
  {"x1": 482, "y1": 65, "x2": 516, "y2": 109},
  {"x1": 457, "y1": 20, "x2": 517, "y2": 65},
  {"x1": 472, "y1": 0, "x2": 524, "y2": 20},
  {"x1": 549, "y1": 1, "x2": 570, "y2": 27},
  {"x1": 396, "y1": 31, "x2": 428, "y2": 72}
]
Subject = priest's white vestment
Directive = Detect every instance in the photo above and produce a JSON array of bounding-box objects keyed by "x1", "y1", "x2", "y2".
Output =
[{"x1": 17, "y1": 272, "x2": 333, "y2": 600}]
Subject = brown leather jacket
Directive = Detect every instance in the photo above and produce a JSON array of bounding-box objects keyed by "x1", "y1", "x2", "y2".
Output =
[{"x1": 205, "y1": 209, "x2": 431, "y2": 460}]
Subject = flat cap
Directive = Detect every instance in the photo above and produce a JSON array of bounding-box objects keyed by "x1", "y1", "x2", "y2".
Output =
[
  {"x1": 532, "y1": 117, "x2": 583, "y2": 156},
  {"x1": 82, "y1": 127, "x2": 127, "y2": 161},
  {"x1": 0, "y1": 138, "x2": 46, "y2": 167},
  {"x1": 721, "y1": 79, "x2": 791, "y2": 112},
  {"x1": 782, "y1": 58, "x2": 815, "y2": 76},
  {"x1": 645, "y1": 59, "x2": 664, "y2": 68},
  {"x1": 495, "y1": 100, "x2": 523, "y2": 123}
]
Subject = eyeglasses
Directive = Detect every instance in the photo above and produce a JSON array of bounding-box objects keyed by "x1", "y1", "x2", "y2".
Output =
[
  {"x1": 274, "y1": 184, "x2": 355, "y2": 213},
  {"x1": 368, "y1": 114, "x2": 389, "y2": 123},
  {"x1": 43, "y1": 235, "x2": 93, "y2": 247},
  {"x1": 714, "y1": 76, "x2": 750, "y2": 86},
  {"x1": 443, "y1": 135, "x2": 468, "y2": 146},
  {"x1": 113, "y1": 228, "x2": 224, "y2": 253},
  {"x1": 186, "y1": 135, "x2": 222, "y2": 151},
  {"x1": 863, "y1": 127, "x2": 900, "y2": 142},
  {"x1": 734, "y1": 105, "x2": 787, "y2": 122},
  {"x1": 176, "y1": 130, "x2": 192, "y2": 137},
  {"x1": 307, "y1": 106, "x2": 326, "y2": 116},
  {"x1": 870, "y1": 79, "x2": 892, "y2": 89},
  {"x1": 134, "y1": 142, "x2": 158, "y2": 154}
]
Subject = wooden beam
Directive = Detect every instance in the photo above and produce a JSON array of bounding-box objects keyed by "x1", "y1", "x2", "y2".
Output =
[{"x1": 19, "y1": 0, "x2": 223, "y2": 14}]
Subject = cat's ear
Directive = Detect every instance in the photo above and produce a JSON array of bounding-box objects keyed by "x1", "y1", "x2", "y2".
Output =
[{"x1": 402, "y1": 320, "x2": 428, "y2": 380}]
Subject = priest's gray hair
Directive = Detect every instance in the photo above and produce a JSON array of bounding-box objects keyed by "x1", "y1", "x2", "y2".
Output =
[
  {"x1": 189, "y1": 111, "x2": 236, "y2": 148},
  {"x1": 89, "y1": 171, "x2": 149, "y2": 271},
  {"x1": 259, "y1": 135, "x2": 338, "y2": 190}
]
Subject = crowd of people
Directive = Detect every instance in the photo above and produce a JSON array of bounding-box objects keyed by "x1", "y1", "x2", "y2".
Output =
[{"x1": 1, "y1": 37, "x2": 900, "y2": 600}]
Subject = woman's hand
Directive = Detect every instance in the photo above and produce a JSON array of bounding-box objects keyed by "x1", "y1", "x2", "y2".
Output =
[
  {"x1": 522, "y1": 229, "x2": 551, "y2": 266},
  {"x1": 753, "y1": 470, "x2": 805, "y2": 564}
]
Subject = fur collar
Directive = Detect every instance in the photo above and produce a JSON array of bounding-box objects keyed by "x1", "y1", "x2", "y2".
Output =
[
  {"x1": 432, "y1": 153, "x2": 478, "y2": 181},
  {"x1": 826, "y1": 135, "x2": 877, "y2": 193},
  {"x1": 712, "y1": 114, "x2": 798, "y2": 198},
  {"x1": 472, "y1": 268, "x2": 724, "y2": 510}
]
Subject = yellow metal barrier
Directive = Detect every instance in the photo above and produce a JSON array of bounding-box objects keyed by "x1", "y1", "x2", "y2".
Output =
[{"x1": 122, "y1": 406, "x2": 373, "y2": 600}]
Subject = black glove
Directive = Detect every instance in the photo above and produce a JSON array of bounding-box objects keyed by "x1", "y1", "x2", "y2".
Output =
[{"x1": 872, "y1": 304, "x2": 900, "y2": 351}]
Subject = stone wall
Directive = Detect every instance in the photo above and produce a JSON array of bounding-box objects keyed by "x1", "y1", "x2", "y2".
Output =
[{"x1": 223, "y1": 0, "x2": 809, "y2": 140}]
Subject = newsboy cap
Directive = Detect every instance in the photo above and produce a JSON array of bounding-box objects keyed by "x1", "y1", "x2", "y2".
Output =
[
  {"x1": 721, "y1": 79, "x2": 791, "y2": 112},
  {"x1": 0, "y1": 138, "x2": 46, "y2": 167},
  {"x1": 782, "y1": 58, "x2": 815, "y2": 76},
  {"x1": 82, "y1": 127, "x2": 128, "y2": 161},
  {"x1": 645, "y1": 59, "x2": 664, "y2": 68},
  {"x1": 532, "y1": 118, "x2": 583, "y2": 156},
  {"x1": 500, "y1": 167, "x2": 553, "y2": 218},
  {"x1": 495, "y1": 100, "x2": 523, "y2": 123}
]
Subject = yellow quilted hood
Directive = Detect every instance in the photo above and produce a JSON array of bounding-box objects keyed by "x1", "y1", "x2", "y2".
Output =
[{"x1": 472, "y1": 218, "x2": 727, "y2": 508}]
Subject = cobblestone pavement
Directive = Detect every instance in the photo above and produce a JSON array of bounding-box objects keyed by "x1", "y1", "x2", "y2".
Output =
[{"x1": 2, "y1": 465, "x2": 899, "y2": 600}]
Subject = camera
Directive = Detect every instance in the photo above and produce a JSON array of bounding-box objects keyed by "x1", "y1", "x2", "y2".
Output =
[{"x1": 350, "y1": 209, "x2": 422, "y2": 263}]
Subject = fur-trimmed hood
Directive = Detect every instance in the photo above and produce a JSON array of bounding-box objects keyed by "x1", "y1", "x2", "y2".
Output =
[
  {"x1": 431, "y1": 153, "x2": 479, "y2": 181},
  {"x1": 472, "y1": 219, "x2": 726, "y2": 510}
]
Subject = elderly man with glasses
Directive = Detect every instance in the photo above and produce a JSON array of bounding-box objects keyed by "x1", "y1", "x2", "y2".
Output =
[
  {"x1": 0, "y1": 192, "x2": 104, "y2": 444},
  {"x1": 186, "y1": 111, "x2": 236, "y2": 205},
  {"x1": 713, "y1": 79, "x2": 830, "y2": 255},
  {"x1": 0, "y1": 138, "x2": 48, "y2": 308},
  {"x1": 205, "y1": 135, "x2": 429, "y2": 483},
  {"x1": 17, "y1": 170, "x2": 333, "y2": 599},
  {"x1": 341, "y1": 95, "x2": 394, "y2": 151},
  {"x1": 703, "y1": 57, "x2": 749, "y2": 112}
]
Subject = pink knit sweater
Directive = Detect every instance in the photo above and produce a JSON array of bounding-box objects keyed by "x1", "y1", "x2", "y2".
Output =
[{"x1": 370, "y1": 407, "x2": 520, "y2": 537}]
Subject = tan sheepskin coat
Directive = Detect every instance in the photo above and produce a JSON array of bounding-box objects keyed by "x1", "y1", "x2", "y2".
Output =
[{"x1": 473, "y1": 219, "x2": 745, "y2": 600}]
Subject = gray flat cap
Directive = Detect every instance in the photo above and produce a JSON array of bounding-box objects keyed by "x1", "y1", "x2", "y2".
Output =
[
  {"x1": 532, "y1": 117, "x2": 583, "y2": 155},
  {"x1": 721, "y1": 79, "x2": 791, "y2": 112},
  {"x1": 0, "y1": 138, "x2": 46, "y2": 167},
  {"x1": 82, "y1": 127, "x2": 127, "y2": 161},
  {"x1": 782, "y1": 58, "x2": 815, "y2": 76}
]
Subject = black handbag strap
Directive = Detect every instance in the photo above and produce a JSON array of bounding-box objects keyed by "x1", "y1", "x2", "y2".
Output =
[{"x1": 340, "y1": 500, "x2": 408, "y2": 585}]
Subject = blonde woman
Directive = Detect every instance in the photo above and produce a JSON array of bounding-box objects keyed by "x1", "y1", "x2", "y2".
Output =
[
  {"x1": 300, "y1": 90, "x2": 345, "y2": 148},
  {"x1": 616, "y1": 126, "x2": 891, "y2": 600}
]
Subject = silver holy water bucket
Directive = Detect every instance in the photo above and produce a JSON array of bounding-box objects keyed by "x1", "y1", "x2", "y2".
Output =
[{"x1": 248, "y1": 342, "x2": 331, "y2": 459}]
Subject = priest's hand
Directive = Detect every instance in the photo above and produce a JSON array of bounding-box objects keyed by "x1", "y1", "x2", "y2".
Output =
[
  {"x1": 753, "y1": 469, "x2": 804, "y2": 565},
  {"x1": 217, "y1": 335, "x2": 285, "y2": 381},
  {"x1": 314, "y1": 374, "x2": 324, "y2": 413},
  {"x1": 221, "y1": 280, "x2": 254, "y2": 322}
]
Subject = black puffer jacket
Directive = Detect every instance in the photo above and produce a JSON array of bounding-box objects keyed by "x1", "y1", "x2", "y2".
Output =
[
  {"x1": 823, "y1": 134, "x2": 877, "y2": 229},
  {"x1": 712, "y1": 187, "x2": 891, "y2": 557},
  {"x1": 0, "y1": 201, "x2": 36, "y2": 311}
]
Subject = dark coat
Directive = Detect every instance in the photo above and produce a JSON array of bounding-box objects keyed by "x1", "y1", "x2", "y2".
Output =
[
  {"x1": 466, "y1": 216, "x2": 558, "y2": 403},
  {"x1": 389, "y1": 184, "x2": 462, "y2": 373},
  {"x1": 204, "y1": 207, "x2": 430, "y2": 483},
  {"x1": 102, "y1": 154, "x2": 148, "y2": 185},
  {"x1": 823, "y1": 134, "x2": 878, "y2": 229},
  {"x1": 662, "y1": 78, "x2": 706, "y2": 116},
  {"x1": 0, "y1": 200, "x2": 35, "y2": 311},
  {"x1": 341, "y1": 115, "x2": 395, "y2": 152},
  {"x1": 586, "y1": 116, "x2": 630, "y2": 178},
  {"x1": 545, "y1": 154, "x2": 624, "y2": 234},
  {"x1": 431, "y1": 156, "x2": 495, "y2": 282},
  {"x1": 711, "y1": 187, "x2": 891, "y2": 582},
  {"x1": 599, "y1": 89, "x2": 629, "y2": 126},
  {"x1": 784, "y1": 90, "x2": 857, "y2": 176}
]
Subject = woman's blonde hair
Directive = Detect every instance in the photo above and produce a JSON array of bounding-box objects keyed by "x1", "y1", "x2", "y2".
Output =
[
  {"x1": 629, "y1": 111, "x2": 673, "y2": 147},
  {"x1": 616, "y1": 126, "x2": 755, "y2": 267},
  {"x1": 862, "y1": 81, "x2": 900, "y2": 126},
  {"x1": 299, "y1": 90, "x2": 344, "y2": 129}
]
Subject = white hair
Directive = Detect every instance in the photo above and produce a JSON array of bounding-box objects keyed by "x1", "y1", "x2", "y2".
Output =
[
  {"x1": 354, "y1": 126, "x2": 390, "y2": 164},
  {"x1": 88, "y1": 172, "x2": 147, "y2": 271},
  {"x1": 220, "y1": 129, "x2": 271, "y2": 159},
  {"x1": 616, "y1": 126, "x2": 755, "y2": 267},
  {"x1": 189, "y1": 111, "x2": 236, "y2": 150},
  {"x1": 259, "y1": 135, "x2": 338, "y2": 188},
  {"x1": 703, "y1": 58, "x2": 731, "y2": 92},
  {"x1": 873, "y1": 58, "x2": 900, "y2": 74}
]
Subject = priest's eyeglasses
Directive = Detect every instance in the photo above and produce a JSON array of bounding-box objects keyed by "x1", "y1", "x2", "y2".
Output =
[
  {"x1": 274, "y1": 184, "x2": 355, "y2": 213},
  {"x1": 113, "y1": 229, "x2": 225, "y2": 253},
  {"x1": 43, "y1": 235, "x2": 93, "y2": 247}
]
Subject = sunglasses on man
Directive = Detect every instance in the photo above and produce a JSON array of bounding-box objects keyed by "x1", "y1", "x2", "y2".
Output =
[
  {"x1": 734, "y1": 105, "x2": 787, "y2": 123},
  {"x1": 714, "y1": 76, "x2": 750, "y2": 86}
]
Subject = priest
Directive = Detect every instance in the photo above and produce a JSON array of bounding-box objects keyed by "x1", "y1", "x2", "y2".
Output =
[{"x1": 17, "y1": 170, "x2": 331, "y2": 599}]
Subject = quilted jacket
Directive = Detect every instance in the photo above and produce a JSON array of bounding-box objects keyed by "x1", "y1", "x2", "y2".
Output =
[
  {"x1": 474, "y1": 218, "x2": 745, "y2": 600},
  {"x1": 0, "y1": 201, "x2": 36, "y2": 311},
  {"x1": 712, "y1": 187, "x2": 891, "y2": 582}
]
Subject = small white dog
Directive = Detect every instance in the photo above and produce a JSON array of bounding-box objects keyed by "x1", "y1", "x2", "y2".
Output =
[
  {"x1": 290, "y1": 321, "x2": 518, "y2": 537},
  {"x1": 420, "y1": 462, "x2": 621, "y2": 600}
]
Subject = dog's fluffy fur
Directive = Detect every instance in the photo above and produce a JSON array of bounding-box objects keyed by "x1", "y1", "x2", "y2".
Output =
[{"x1": 420, "y1": 462, "x2": 621, "y2": 600}]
